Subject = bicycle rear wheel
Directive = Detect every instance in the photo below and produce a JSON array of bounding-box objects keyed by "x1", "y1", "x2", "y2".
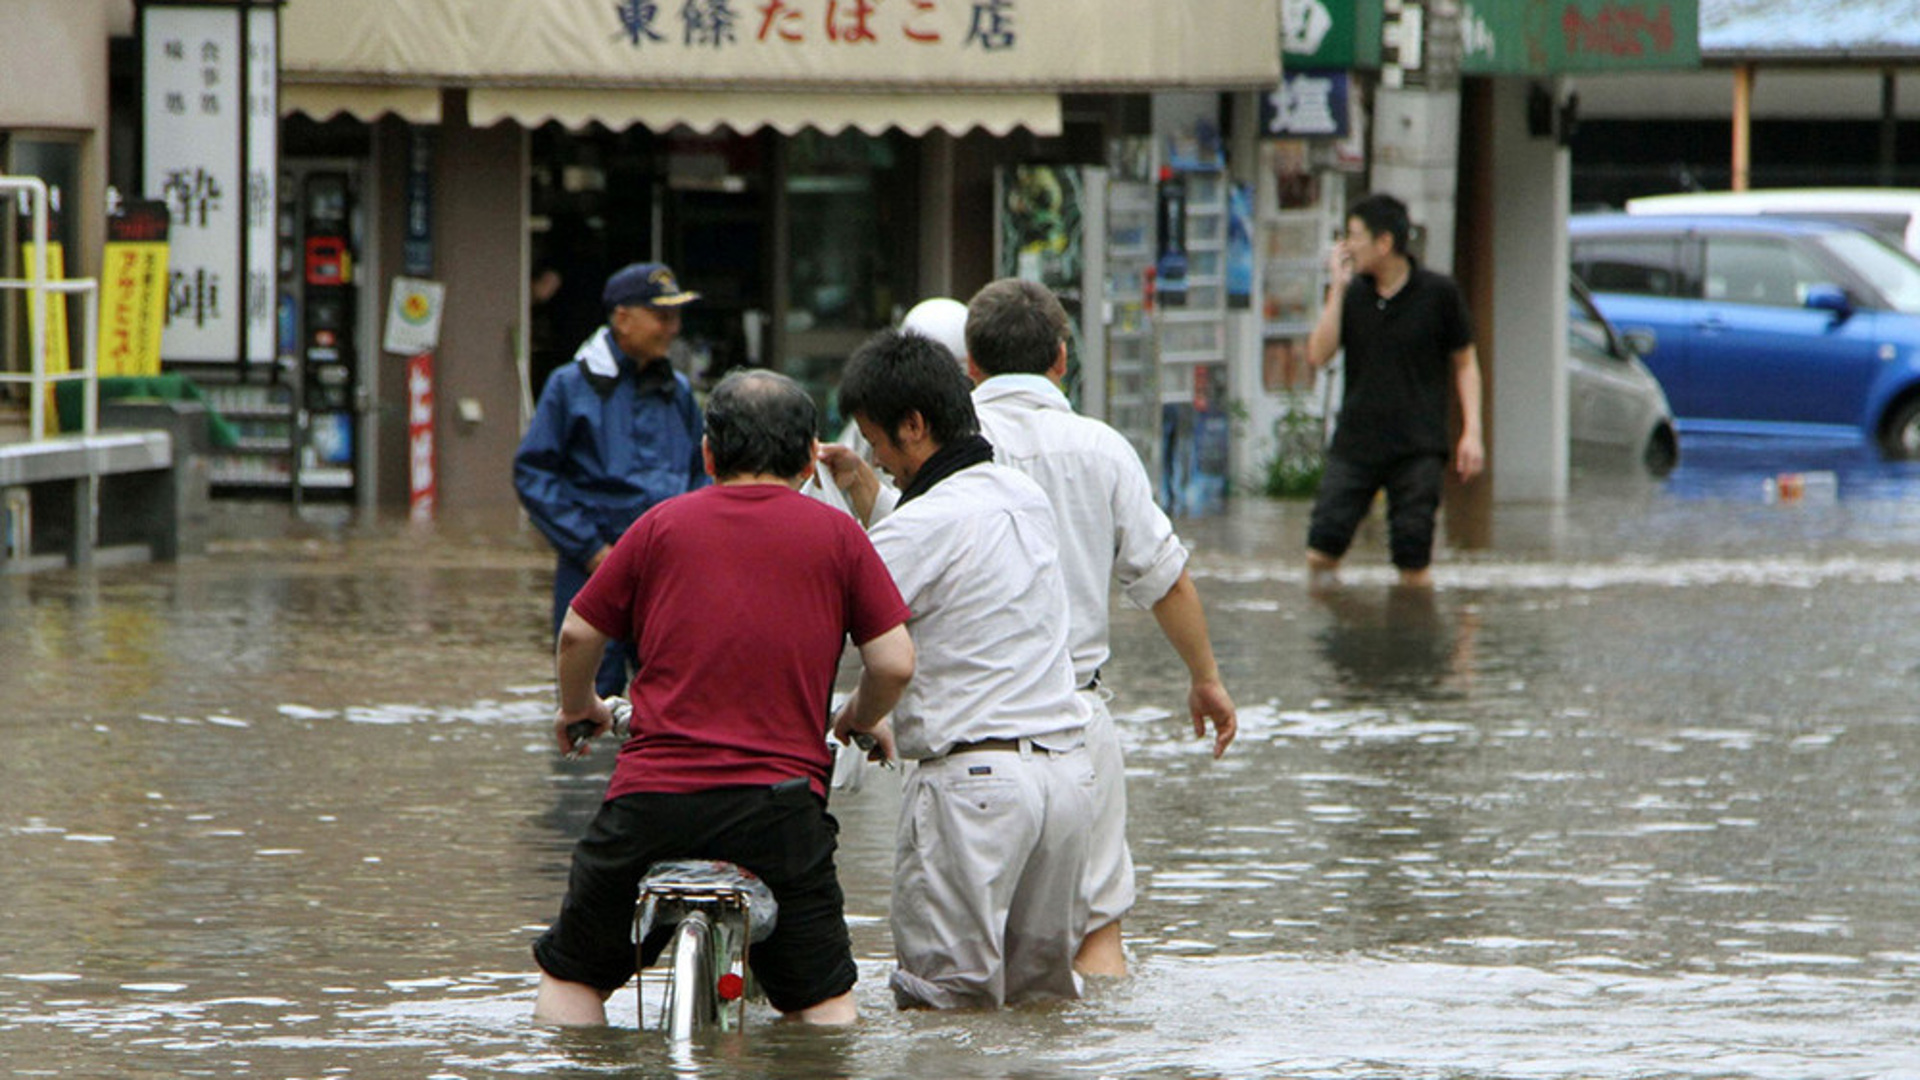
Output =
[{"x1": 662, "y1": 910, "x2": 717, "y2": 1040}]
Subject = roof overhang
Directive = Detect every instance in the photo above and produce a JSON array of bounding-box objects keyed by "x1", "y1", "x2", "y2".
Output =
[{"x1": 1701, "y1": 0, "x2": 1920, "y2": 65}]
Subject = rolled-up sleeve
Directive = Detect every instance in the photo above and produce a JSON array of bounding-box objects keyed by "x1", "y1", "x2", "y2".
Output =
[{"x1": 1109, "y1": 453, "x2": 1188, "y2": 610}]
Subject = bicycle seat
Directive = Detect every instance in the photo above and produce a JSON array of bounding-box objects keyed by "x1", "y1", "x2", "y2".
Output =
[{"x1": 636, "y1": 859, "x2": 779, "y2": 945}]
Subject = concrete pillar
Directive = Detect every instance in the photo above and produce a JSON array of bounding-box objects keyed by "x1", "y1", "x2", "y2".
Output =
[
  {"x1": 379, "y1": 96, "x2": 529, "y2": 514},
  {"x1": 1370, "y1": 87, "x2": 1461, "y2": 270},
  {"x1": 918, "y1": 132, "x2": 956, "y2": 302},
  {"x1": 1486, "y1": 78, "x2": 1569, "y2": 504}
]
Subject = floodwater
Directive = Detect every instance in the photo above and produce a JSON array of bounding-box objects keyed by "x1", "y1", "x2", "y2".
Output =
[{"x1": 4, "y1": 438, "x2": 1920, "y2": 1079}]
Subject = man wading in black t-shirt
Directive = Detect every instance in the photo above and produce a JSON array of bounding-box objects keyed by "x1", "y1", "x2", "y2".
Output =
[{"x1": 1304, "y1": 193, "x2": 1484, "y2": 589}]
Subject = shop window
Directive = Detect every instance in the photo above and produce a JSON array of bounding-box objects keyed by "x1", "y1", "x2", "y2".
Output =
[
  {"x1": 785, "y1": 130, "x2": 913, "y2": 334},
  {"x1": 784, "y1": 131, "x2": 915, "y2": 430}
]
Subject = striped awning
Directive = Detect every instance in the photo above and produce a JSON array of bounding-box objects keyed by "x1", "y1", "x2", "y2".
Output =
[
  {"x1": 464, "y1": 87, "x2": 1058, "y2": 136},
  {"x1": 280, "y1": 84, "x2": 442, "y2": 124},
  {"x1": 279, "y1": 0, "x2": 1276, "y2": 133}
]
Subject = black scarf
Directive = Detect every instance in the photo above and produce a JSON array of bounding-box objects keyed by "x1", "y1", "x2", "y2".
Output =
[{"x1": 896, "y1": 434, "x2": 994, "y2": 507}]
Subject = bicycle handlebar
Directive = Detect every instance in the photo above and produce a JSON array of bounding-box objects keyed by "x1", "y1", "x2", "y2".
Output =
[{"x1": 565, "y1": 696, "x2": 632, "y2": 756}]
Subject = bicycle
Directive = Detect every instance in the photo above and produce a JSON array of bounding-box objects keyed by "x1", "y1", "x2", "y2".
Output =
[
  {"x1": 635, "y1": 858, "x2": 778, "y2": 1039},
  {"x1": 565, "y1": 699, "x2": 781, "y2": 1040}
]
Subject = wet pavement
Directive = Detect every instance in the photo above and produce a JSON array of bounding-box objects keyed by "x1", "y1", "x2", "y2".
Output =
[{"x1": 3, "y1": 438, "x2": 1919, "y2": 1079}]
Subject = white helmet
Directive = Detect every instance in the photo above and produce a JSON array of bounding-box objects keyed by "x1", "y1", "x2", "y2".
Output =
[{"x1": 900, "y1": 297, "x2": 969, "y2": 370}]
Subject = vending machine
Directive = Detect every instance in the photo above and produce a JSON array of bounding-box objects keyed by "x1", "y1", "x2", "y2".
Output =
[
  {"x1": 993, "y1": 163, "x2": 1123, "y2": 436},
  {"x1": 995, "y1": 144, "x2": 1234, "y2": 515},
  {"x1": 294, "y1": 168, "x2": 358, "y2": 495}
]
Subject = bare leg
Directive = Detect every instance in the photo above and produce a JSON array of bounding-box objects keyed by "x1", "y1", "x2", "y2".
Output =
[
  {"x1": 533, "y1": 972, "x2": 612, "y2": 1026},
  {"x1": 1306, "y1": 548, "x2": 1342, "y2": 592},
  {"x1": 1074, "y1": 920, "x2": 1127, "y2": 977},
  {"x1": 1396, "y1": 566, "x2": 1434, "y2": 588},
  {"x1": 779, "y1": 990, "x2": 857, "y2": 1024}
]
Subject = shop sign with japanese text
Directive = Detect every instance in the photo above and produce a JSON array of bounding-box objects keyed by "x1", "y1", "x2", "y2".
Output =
[
  {"x1": 141, "y1": 3, "x2": 278, "y2": 366},
  {"x1": 1282, "y1": 0, "x2": 1382, "y2": 71},
  {"x1": 101, "y1": 202, "x2": 172, "y2": 378},
  {"x1": 1260, "y1": 72, "x2": 1351, "y2": 139},
  {"x1": 406, "y1": 351, "x2": 437, "y2": 522},
  {"x1": 285, "y1": 0, "x2": 1277, "y2": 89},
  {"x1": 1459, "y1": 0, "x2": 1699, "y2": 75}
]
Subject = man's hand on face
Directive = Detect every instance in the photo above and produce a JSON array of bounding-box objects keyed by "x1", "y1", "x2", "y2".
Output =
[{"x1": 1326, "y1": 241, "x2": 1355, "y2": 289}]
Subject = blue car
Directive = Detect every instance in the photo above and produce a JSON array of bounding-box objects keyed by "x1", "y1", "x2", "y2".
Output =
[{"x1": 1569, "y1": 213, "x2": 1920, "y2": 457}]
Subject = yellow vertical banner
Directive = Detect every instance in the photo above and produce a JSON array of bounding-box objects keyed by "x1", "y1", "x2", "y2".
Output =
[
  {"x1": 19, "y1": 242, "x2": 69, "y2": 434},
  {"x1": 100, "y1": 241, "x2": 170, "y2": 377},
  {"x1": 102, "y1": 202, "x2": 173, "y2": 379}
]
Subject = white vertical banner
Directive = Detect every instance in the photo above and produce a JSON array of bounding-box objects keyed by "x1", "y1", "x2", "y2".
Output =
[
  {"x1": 245, "y1": 5, "x2": 278, "y2": 365},
  {"x1": 142, "y1": 3, "x2": 277, "y2": 366}
]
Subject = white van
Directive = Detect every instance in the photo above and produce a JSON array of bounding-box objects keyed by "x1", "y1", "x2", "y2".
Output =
[{"x1": 1625, "y1": 188, "x2": 1920, "y2": 260}]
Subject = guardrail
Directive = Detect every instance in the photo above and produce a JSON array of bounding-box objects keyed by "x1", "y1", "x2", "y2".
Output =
[{"x1": 0, "y1": 175, "x2": 100, "y2": 441}]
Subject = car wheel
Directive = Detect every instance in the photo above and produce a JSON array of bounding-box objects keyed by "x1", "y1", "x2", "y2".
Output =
[
  {"x1": 1643, "y1": 425, "x2": 1678, "y2": 477},
  {"x1": 1881, "y1": 398, "x2": 1920, "y2": 459}
]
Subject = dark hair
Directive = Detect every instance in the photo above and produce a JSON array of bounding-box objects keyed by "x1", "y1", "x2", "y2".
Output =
[
  {"x1": 704, "y1": 368, "x2": 817, "y2": 480},
  {"x1": 965, "y1": 278, "x2": 1068, "y2": 377},
  {"x1": 1348, "y1": 193, "x2": 1412, "y2": 255},
  {"x1": 838, "y1": 329, "x2": 978, "y2": 445}
]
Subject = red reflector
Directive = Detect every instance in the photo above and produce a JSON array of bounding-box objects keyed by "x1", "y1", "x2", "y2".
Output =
[{"x1": 716, "y1": 973, "x2": 745, "y2": 1001}]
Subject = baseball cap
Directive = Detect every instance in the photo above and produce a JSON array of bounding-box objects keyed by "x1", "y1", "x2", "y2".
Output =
[{"x1": 602, "y1": 262, "x2": 701, "y2": 310}]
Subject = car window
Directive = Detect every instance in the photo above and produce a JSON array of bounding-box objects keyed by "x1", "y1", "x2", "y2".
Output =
[
  {"x1": 1758, "y1": 209, "x2": 1908, "y2": 251},
  {"x1": 1815, "y1": 228, "x2": 1920, "y2": 313},
  {"x1": 1702, "y1": 236, "x2": 1833, "y2": 307},
  {"x1": 1568, "y1": 288, "x2": 1621, "y2": 360},
  {"x1": 1572, "y1": 238, "x2": 1681, "y2": 297}
]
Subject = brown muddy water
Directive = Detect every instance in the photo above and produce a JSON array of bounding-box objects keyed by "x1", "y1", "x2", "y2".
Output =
[{"x1": 4, "y1": 463, "x2": 1919, "y2": 1078}]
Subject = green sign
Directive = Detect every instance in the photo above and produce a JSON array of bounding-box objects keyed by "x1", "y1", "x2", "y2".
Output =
[
  {"x1": 1458, "y1": 0, "x2": 1699, "y2": 75},
  {"x1": 1282, "y1": 0, "x2": 1381, "y2": 71},
  {"x1": 1283, "y1": 0, "x2": 1697, "y2": 76}
]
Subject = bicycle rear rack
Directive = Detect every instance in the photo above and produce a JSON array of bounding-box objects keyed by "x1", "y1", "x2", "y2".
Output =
[{"x1": 635, "y1": 860, "x2": 778, "y2": 1037}]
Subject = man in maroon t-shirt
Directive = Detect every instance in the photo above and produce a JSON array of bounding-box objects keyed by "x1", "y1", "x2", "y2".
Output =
[{"x1": 531, "y1": 369, "x2": 915, "y2": 1027}]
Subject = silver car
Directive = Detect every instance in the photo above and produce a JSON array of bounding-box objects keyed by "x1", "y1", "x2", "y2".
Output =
[{"x1": 1570, "y1": 276, "x2": 1679, "y2": 476}]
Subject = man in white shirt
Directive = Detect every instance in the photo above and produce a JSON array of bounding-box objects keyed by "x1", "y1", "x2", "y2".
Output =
[
  {"x1": 801, "y1": 297, "x2": 967, "y2": 519},
  {"x1": 965, "y1": 277, "x2": 1238, "y2": 977},
  {"x1": 824, "y1": 328, "x2": 1095, "y2": 1009}
]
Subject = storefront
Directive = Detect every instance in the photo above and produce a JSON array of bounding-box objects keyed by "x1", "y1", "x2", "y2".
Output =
[
  {"x1": 1249, "y1": 0, "x2": 1700, "y2": 511},
  {"x1": 274, "y1": 0, "x2": 1279, "y2": 513},
  {"x1": 0, "y1": 0, "x2": 114, "y2": 402}
]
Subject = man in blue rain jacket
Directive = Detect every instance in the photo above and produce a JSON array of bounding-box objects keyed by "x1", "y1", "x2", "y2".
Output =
[{"x1": 515, "y1": 262, "x2": 708, "y2": 697}]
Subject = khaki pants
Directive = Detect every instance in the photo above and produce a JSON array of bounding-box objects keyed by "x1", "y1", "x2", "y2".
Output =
[
  {"x1": 1079, "y1": 689, "x2": 1137, "y2": 929},
  {"x1": 889, "y1": 741, "x2": 1095, "y2": 1008}
]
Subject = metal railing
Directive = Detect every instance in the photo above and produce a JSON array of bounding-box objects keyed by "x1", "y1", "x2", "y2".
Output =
[{"x1": 0, "y1": 175, "x2": 100, "y2": 441}]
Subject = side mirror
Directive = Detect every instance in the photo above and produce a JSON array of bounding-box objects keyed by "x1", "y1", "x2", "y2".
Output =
[
  {"x1": 1621, "y1": 329, "x2": 1657, "y2": 359},
  {"x1": 1804, "y1": 284, "x2": 1852, "y2": 317}
]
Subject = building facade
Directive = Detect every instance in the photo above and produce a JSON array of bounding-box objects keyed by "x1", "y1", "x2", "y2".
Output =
[
  {"x1": 266, "y1": 0, "x2": 1278, "y2": 515},
  {"x1": 0, "y1": 0, "x2": 115, "y2": 394}
]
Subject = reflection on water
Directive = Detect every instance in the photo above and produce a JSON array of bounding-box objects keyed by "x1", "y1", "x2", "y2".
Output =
[
  {"x1": 1310, "y1": 584, "x2": 1477, "y2": 700},
  {"x1": 4, "y1": 481, "x2": 1920, "y2": 1078}
]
